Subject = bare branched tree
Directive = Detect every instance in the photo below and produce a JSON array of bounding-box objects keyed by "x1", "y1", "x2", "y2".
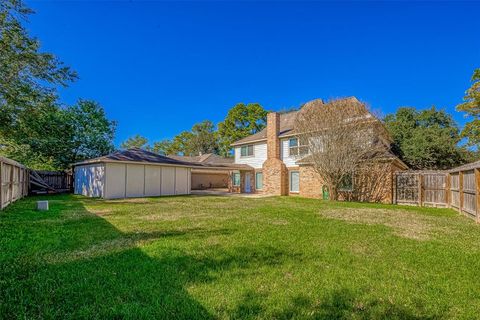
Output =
[{"x1": 294, "y1": 98, "x2": 390, "y2": 201}]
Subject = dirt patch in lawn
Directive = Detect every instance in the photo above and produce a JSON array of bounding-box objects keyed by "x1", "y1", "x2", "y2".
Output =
[{"x1": 319, "y1": 208, "x2": 451, "y2": 241}]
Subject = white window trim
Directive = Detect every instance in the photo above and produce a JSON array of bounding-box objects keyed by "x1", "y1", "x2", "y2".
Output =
[
  {"x1": 255, "y1": 172, "x2": 263, "y2": 190},
  {"x1": 288, "y1": 138, "x2": 309, "y2": 157},
  {"x1": 240, "y1": 144, "x2": 255, "y2": 158},
  {"x1": 289, "y1": 170, "x2": 300, "y2": 193},
  {"x1": 232, "y1": 172, "x2": 241, "y2": 187}
]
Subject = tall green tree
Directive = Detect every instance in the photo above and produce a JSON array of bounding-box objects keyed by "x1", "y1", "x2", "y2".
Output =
[
  {"x1": 169, "y1": 131, "x2": 194, "y2": 155},
  {"x1": 0, "y1": 0, "x2": 117, "y2": 170},
  {"x1": 456, "y1": 68, "x2": 480, "y2": 149},
  {"x1": 62, "y1": 100, "x2": 116, "y2": 166},
  {"x1": 0, "y1": 0, "x2": 77, "y2": 130},
  {"x1": 189, "y1": 120, "x2": 219, "y2": 156},
  {"x1": 0, "y1": 96, "x2": 70, "y2": 169},
  {"x1": 384, "y1": 107, "x2": 468, "y2": 170},
  {"x1": 152, "y1": 139, "x2": 173, "y2": 156},
  {"x1": 217, "y1": 103, "x2": 267, "y2": 156},
  {"x1": 153, "y1": 121, "x2": 219, "y2": 156},
  {"x1": 120, "y1": 135, "x2": 149, "y2": 150}
]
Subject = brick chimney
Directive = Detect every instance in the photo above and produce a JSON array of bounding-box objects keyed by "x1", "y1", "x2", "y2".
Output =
[
  {"x1": 262, "y1": 112, "x2": 288, "y2": 195},
  {"x1": 267, "y1": 112, "x2": 281, "y2": 159}
]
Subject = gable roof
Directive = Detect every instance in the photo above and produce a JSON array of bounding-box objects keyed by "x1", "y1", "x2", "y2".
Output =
[{"x1": 230, "y1": 97, "x2": 393, "y2": 147}]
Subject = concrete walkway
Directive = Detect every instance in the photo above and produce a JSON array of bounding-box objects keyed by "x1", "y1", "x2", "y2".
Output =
[{"x1": 190, "y1": 189, "x2": 271, "y2": 198}]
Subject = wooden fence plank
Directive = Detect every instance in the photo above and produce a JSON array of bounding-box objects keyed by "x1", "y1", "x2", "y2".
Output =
[
  {"x1": 9, "y1": 164, "x2": 14, "y2": 205},
  {"x1": 459, "y1": 171, "x2": 464, "y2": 214},
  {"x1": 0, "y1": 157, "x2": 28, "y2": 210},
  {"x1": 0, "y1": 161, "x2": 3, "y2": 210},
  {"x1": 476, "y1": 168, "x2": 480, "y2": 222}
]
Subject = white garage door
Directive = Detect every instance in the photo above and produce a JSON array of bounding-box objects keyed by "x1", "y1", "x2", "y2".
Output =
[
  {"x1": 92, "y1": 163, "x2": 191, "y2": 199},
  {"x1": 126, "y1": 164, "x2": 145, "y2": 197},
  {"x1": 161, "y1": 167, "x2": 175, "y2": 195},
  {"x1": 105, "y1": 163, "x2": 126, "y2": 199},
  {"x1": 145, "y1": 165, "x2": 161, "y2": 196}
]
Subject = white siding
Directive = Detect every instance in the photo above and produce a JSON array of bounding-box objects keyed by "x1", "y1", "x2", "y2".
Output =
[
  {"x1": 105, "y1": 163, "x2": 126, "y2": 199},
  {"x1": 234, "y1": 143, "x2": 267, "y2": 169},
  {"x1": 74, "y1": 164, "x2": 105, "y2": 197},
  {"x1": 280, "y1": 138, "x2": 297, "y2": 167}
]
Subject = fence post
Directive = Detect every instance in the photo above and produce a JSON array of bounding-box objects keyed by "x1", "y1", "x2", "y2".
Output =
[
  {"x1": 459, "y1": 171, "x2": 464, "y2": 214},
  {"x1": 418, "y1": 173, "x2": 424, "y2": 207}
]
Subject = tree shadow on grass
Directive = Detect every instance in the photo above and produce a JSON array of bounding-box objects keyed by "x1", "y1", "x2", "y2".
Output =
[
  {"x1": 0, "y1": 195, "x2": 299, "y2": 319},
  {"x1": 272, "y1": 289, "x2": 443, "y2": 320}
]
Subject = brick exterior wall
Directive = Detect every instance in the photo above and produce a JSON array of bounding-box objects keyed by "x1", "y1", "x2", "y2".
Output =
[
  {"x1": 230, "y1": 109, "x2": 407, "y2": 203},
  {"x1": 299, "y1": 160, "x2": 404, "y2": 204},
  {"x1": 228, "y1": 170, "x2": 255, "y2": 193},
  {"x1": 299, "y1": 166, "x2": 324, "y2": 198},
  {"x1": 262, "y1": 112, "x2": 288, "y2": 195}
]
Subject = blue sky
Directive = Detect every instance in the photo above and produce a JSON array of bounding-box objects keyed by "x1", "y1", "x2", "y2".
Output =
[{"x1": 26, "y1": 1, "x2": 480, "y2": 146}]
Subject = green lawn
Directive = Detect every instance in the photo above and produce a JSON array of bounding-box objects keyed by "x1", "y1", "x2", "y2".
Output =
[{"x1": 1, "y1": 194, "x2": 480, "y2": 319}]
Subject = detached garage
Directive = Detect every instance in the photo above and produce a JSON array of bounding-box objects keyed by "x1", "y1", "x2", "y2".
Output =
[{"x1": 73, "y1": 148, "x2": 195, "y2": 199}]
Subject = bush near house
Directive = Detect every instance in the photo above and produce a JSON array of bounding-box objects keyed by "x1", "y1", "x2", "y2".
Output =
[{"x1": 1, "y1": 195, "x2": 480, "y2": 319}]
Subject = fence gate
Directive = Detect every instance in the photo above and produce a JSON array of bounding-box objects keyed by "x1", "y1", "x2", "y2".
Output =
[
  {"x1": 395, "y1": 172, "x2": 447, "y2": 207},
  {"x1": 395, "y1": 172, "x2": 419, "y2": 205}
]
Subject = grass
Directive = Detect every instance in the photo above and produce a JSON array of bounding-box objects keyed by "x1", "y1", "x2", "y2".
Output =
[{"x1": 1, "y1": 194, "x2": 480, "y2": 319}]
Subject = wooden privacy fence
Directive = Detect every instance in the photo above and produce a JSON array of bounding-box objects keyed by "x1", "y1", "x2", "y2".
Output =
[
  {"x1": 395, "y1": 162, "x2": 480, "y2": 221},
  {"x1": 0, "y1": 156, "x2": 29, "y2": 210}
]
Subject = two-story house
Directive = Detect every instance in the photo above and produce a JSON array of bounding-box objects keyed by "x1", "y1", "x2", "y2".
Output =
[{"x1": 228, "y1": 98, "x2": 407, "y2": 203}]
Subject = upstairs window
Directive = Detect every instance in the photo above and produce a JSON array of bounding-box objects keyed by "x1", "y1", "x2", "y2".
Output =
[
  {"x1": 240, "y1": 145, "x2": 254, "y2": 157},
  {"x1": 288, "y1": 137, "x2": 309, "y2": 157}
]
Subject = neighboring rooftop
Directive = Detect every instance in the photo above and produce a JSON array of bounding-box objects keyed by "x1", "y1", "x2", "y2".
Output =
[{"x1": 168, "y1": 153, "x2": 234, "y2": 165}]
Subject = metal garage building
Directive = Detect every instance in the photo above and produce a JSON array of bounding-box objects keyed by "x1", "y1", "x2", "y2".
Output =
[{"x1": 73, "y1": 148, "x2": 197, "y2": 199}]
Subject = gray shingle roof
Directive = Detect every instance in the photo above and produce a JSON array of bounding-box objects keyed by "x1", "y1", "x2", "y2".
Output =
[
  {"x1": 168, "y1": 153, "x2": 234, "y2": 165},
  {"x1": 74, "y1": 148, "x2": 203, "y2": 167},
  {"x1": 74, "y1": 148, "x2": 253, "y2": 170},
  {"x1": 231, "y1": 110, "x2": 299, "y2": 146}
]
